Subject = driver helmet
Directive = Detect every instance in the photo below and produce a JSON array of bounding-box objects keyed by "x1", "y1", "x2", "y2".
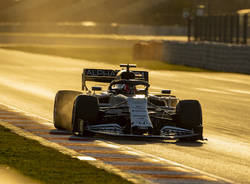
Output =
[{"x1": 123, "y1": 84, "x2": 136, "y2": 94}]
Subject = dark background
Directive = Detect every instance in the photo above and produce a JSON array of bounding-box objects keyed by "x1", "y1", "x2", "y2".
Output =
[{"x1": 0, "y1": 0, "x2": 250, "y2": 25}]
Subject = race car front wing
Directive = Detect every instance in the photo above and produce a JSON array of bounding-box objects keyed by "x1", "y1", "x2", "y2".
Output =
[{"x1": 85, "y1": 123, "x2": 198, "y2": 140}]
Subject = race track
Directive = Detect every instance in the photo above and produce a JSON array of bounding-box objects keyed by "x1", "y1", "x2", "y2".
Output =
[{"x1": 1, "y1": 48, "x2": 250, "y2": 183}]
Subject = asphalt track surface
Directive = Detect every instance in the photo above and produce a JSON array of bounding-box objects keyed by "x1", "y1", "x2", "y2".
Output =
[{"x1": 0, "y1": 48, "x2": 250, "y2": 183}]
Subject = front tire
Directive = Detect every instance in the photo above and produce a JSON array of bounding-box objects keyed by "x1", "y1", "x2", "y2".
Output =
[
  {"x1": 53, "y1": 90, "x2": 82, "y2": 131},
  {"x1": 72, "y1": 95, "x2": 99, "y2": 136},
  {"x1": 176, "y1": 100, "x2": 203, "y2": 141}
]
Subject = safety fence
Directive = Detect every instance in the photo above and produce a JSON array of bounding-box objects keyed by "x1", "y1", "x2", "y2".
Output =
[
  {"x1": 188, "y1": 13, "x2": 250, "y2": 44},
  {"x1": 133, "y1": 41, "x2": 250, "y2": 74}
]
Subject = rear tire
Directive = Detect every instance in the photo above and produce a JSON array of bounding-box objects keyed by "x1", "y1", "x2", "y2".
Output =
[
  {"x1": 53, "y1": 90, "x2": 82, "y2": 131},
  {"x1": 176, "y1": 100, "x2": 203, "y2": 141},
  {"x1": 72, "y1": 95, "x2": 99, "y2": 136}
]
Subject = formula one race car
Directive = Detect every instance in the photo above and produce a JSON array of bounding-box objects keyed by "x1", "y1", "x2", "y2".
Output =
[{"x1": 53, "y1": 64, "x2": 204, "y2": 141}]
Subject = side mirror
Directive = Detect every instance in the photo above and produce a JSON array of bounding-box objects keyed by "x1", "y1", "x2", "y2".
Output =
[
  {"x1": 92, "y1": 87, "x2": 102, "y2": 91},
  {"x1": 161, "y1": 90, "x2": 171, "y2": 94}
]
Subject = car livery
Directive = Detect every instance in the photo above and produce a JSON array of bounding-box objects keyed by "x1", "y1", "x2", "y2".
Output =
[{"x1": 53, "y1": 64, "x2": 204, "y2": 141}]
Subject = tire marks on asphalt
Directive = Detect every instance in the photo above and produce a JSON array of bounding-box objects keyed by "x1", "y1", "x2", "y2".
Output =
[{"x1": 0, "y1": 105, "x2": 230, "y2": 184}]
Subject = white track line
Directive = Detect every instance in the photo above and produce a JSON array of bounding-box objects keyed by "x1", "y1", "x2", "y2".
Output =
[
  {"x1": 77, "y1": 156, "x2": 96, "y2": 161},
  {"x1": 0, "y1": 102, "x2": 53, "y2": 126},
  {"x1": 96, "y1": 141, "x2": 121, "y2": 149},
  {"x1": 0, "y1": 102, "x2": 234, "y2": 184}
]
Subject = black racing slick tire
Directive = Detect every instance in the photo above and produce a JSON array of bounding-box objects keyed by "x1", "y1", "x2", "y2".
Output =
[
  {"x1": 176, "y1": 100, "x2": 203, "y2": 141},
  {"x1": 72, "y1": 95, "x2": 99, "y2": 136},
  {"x1": 53, "y1": 90, "x2": 82, "y2": 131}
]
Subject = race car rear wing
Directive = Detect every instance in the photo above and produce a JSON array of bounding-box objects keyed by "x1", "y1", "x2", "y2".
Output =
[{"x1": 82, "y1": 69, "x2": 148, "y2": 90}]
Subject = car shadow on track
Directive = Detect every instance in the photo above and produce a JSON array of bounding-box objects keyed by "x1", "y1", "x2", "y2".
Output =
[
  {"x1": 94, "y1": 134, "x2": 205, "y2": 147},
  {"x1": 175, "y1": 140, "x2": 206, "y2": 147},
  {"x1": 49, "y1": 129, "x2": 205, "y2": 147}
]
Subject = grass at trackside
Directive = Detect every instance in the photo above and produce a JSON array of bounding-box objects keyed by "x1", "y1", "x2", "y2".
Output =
[
  {"x1": 0, "y1": 125, "x2": 132, "y2": 184},
  {"x1": 1, "y1": 46, "x2": 209, "y2": 72}
]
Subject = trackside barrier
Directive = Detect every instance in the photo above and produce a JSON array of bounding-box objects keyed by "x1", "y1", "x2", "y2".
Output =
[
  {"x1": 191, "y1": 13, "x2": 249, "y2": 45},
  {"x1": 133, "y1": 41, "x2": 250, "y2": 74}
]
